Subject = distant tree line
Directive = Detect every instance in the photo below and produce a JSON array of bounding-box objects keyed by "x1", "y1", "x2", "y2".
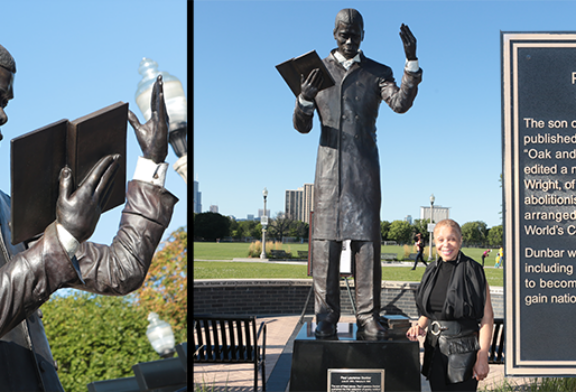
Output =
[
  {"x1": 194, "y1": 212, "x2": 503, "y2": 247},
  {"x1": 382, "y1": 219, "x2": 503, "y2": 247},
  {"x1": 193, "y1": 212, "x2": 309, "y2": 243}
]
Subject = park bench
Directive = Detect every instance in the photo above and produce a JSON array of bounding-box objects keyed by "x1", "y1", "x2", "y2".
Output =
[
  {"x1": 297, "y1": 250, "x2": 308, "y2": 260},
  {"x1": 408, "y1": 253, "x2": 417, "y2": 261},
  {"x1": 194, "y1": 315, "x2": 267, "y2": 391},
  {"x1": 270, "y1": 249, "x2": 289, "y2": 259},
  {"x1": 489, "y1": 318, "x2": 505, "y2": 365},
  {"x1": 381, "y1": 253, "x2": 398, "y2": 261}
]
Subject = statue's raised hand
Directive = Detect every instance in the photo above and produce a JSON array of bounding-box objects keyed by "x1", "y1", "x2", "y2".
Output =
[
  {"x1": 56, "y1": 155, "x2": 120, "y2": 243},
  {"x1": 127, "y1": 75, "x2": 169, "y2": 164},
  {"x1": 399, "y1": 23, "x2": 417, "y2": 61},
  {"x1": 300, "y1": 68, "x2": 324, "y2": 102}
]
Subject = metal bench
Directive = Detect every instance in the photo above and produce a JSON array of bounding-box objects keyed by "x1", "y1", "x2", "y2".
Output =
[
  {"x1": 297, "y1": 250, "x2": 308, "y2": 259},
  {"x1": 381, "y1": 252, "x2": 398, "y2": 261},
  {"x1": 270, "y1": 249, "x2": 289, "y2": 259},
  {"x1": 194, "y1": 315, "x2": 267, "y2": 391},
  {"x1": 489, "y1": 318, "x2": 505, "y2": 365}
]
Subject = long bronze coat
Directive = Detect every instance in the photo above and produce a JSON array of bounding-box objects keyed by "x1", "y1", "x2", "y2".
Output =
[{"x1": 294, "y1": 50, "x2": 422, "y2": 242}]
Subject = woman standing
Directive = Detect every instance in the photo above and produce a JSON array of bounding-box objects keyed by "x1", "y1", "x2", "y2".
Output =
[{"x1": 406, "y1": 219, "x2": 493, "y2": 392}]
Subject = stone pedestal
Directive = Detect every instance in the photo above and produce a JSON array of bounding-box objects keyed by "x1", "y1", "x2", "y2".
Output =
[{"x1": 289, "y1": 322, "x2": 421, "y2": 392}]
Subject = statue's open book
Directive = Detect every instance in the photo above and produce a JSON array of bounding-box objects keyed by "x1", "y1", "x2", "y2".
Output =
[
  {"x1": 276, "y1": 50, "x2": 335, "y2": 96},
  {"x1": 10, "y1": 102, "x2": 128, "y2": 244}
]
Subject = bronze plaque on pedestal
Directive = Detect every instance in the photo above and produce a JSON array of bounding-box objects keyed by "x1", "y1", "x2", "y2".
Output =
[{"x1": 328, "y1": 369, "x2": 384, "y2": 392}]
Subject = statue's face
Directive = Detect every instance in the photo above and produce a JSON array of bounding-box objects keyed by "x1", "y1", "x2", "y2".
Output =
[
  {"x1": 0, "y1": 66, "x2": 14, "y2": 140},
  {"x1": 334, "y1": 22, "x2": 363, "y2": 60}
]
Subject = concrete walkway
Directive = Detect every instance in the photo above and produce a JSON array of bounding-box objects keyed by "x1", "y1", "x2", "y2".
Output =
[{"x1": 193, "y1": 314, "x2": 531, "y2": 392}]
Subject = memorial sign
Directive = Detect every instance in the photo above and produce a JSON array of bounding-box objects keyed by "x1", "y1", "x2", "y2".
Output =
[
  {"x1": 328, "y1": 369, "x2": 384, "y2": 392},
  {"x1": 502, "y1": 32, "x2": 576, "y2": 375}
]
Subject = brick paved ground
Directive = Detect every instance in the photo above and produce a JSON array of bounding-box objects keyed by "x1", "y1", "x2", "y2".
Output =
[{"x1": 193, "y1": 315, "x2": 534, "y2": 392}]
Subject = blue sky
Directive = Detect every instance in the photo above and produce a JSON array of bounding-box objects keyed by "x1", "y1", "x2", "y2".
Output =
[
  {"x1": 0, "y1": 1, "x2": 188, "y2": 246},
  {"x1": 194, "y1": 0, "x2": 576, "y2": 229}
]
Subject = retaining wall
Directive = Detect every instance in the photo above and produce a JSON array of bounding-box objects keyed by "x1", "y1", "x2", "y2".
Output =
[{"x1": 193, "y1": 279, "x2": 504, "y2": 319}]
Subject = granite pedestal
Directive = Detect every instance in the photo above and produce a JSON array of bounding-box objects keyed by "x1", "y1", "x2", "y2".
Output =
[{"x1": 289, "y1": 322, "x2": 421, "y2": 392}]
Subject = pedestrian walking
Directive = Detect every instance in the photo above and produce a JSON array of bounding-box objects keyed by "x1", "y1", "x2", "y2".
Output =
[{"x1": 411, "y1": 233, "x2": 428, "y2": 270}]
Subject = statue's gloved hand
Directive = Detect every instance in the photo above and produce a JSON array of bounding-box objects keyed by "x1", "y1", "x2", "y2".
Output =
[
  {"x1": 399, "y1": 23, "x2": 417, "y2": 61},
  {"x1": 56, "y1": 154, "x2": 120, "y2": 243},
  {"x1": 127, "y1": 75, "x2": 169, "y2": 164},
  {"x1": 300, "y1": 68, "x2": 323, "y2": 102}
]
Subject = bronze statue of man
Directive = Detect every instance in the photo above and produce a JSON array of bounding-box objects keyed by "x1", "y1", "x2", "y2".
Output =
[
  {"x1": 0, "y1": 44, "x2": 178, "y2": 390},
  {"x1": 293, "y1": 9, "x2": 422, "y2": 338}
]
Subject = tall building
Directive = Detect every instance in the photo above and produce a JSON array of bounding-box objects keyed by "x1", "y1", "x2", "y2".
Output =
[
  {"x1": 285, "y1": 188, "x2": 303, "y2": 220},
  {"x1": 420, "y1": 206, "x2": 450, "y2": 223},
  {"x1": 285, "y1": 183, "x2": 315, "y2": 223},
  {"x1": 209, "y1": 205, "x2": 219, "y2": 213},
  {"x1": 405, "y1": 215, "x2": 413, "y2": 225},
  {"x1": 302, "y1": 183, "x2": 314, "y2": 224},
  {"x1": 193, "y1": 179, "x2": 202, "y2": 213}
]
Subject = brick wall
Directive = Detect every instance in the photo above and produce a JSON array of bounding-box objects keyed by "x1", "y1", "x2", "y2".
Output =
[{"x1": 194, "y1": 279, "x2": 504, "y2": 319}]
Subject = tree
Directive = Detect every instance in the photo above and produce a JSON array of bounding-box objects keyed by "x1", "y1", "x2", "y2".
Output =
[
  {"x1": 230, "y1": 219, "x2": 260, "y2": 241},
  {"x1": 229, "y1": 217, "x2": 242, "y2": 240},
  {"x1": 380, "y1": 220, "x2": 391, "y2": 241},
  {"x1": 244, "y1": 220, "x2": 261, "y2": 240},
  {"x1": 134, "y1": 227, "x2": 187, "y2": 344},
  {"x1": 487, "y1": 225, "x2": 504, "y2": 247},
  {"x1": 42, "y1": 293, "x2": 157, "y2": 392},
  {"x1": 251, "y1": 222, "x2": 263, "y2": 239},
  {"x1": 288, "y1": 220, "x2": 309, "y2": 241},
  {"x1": 268, "y1": 212, "x2": 293, "y2": 242},
  {"x1": 236, "y1": 220, "x2": 254, "y2": 240},
  {"x1": 461, "y1": 221, "x2": 488, "y2": 246},
  {"x1": 388, "y1": 220, "x2": 413, "y2": 244},
  {"x1": 194, "y1": 212, "x2": 230, "y2": 241}
]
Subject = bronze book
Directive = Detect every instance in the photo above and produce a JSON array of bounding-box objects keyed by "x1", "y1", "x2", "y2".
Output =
[
  {"x1": 276, "y1": 50, "x2": 335, "y2": 96},
  {"x1": 10, "y1": 101, "x2": 128, "y2": 245}
]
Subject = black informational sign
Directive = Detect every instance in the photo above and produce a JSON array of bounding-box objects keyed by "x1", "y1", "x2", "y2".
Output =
[
  {"x1": 503, "y1": 32, "x2": 576, "y2": 376},
  {"x1": 327, "y1": 369, "x2": 384, "y2": 392}
]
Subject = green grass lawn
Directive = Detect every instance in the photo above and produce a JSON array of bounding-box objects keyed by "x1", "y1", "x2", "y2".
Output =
[
  {"x1": 193, "y1": 242, "x2": 504, "y2": 287},
  {"x1": 193, "y1": 242, "x2": 499, "y2": 263},
  {"x1": 193, "y1": 242, "x2": 256, "y2": 260},
  {"x1": 194, "y1": 261, "x2": 312, "y2": 280}
]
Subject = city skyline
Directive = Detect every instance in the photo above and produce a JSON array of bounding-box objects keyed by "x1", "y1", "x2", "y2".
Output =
[{"x1": 196, "y1": 177, "x2": 472, "y2": 227}]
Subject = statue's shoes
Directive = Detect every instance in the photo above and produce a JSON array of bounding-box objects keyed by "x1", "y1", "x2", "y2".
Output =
[
  {"x1": 315, "y1": 320, "x2": 337, "y2": 337},
  {"x1": 357, "y1": 318, "x2": 387, "y2": 338}
]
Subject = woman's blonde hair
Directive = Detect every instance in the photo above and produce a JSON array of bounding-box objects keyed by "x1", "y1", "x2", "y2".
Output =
[{"x1": 433, "y1": 219, "x2": 462, "y2": 239}]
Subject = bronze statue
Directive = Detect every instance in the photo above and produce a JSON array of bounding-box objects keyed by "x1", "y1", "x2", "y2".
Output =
[
  {"x1": 0, "y1": 44, "x2": 177, "y2": 390},
  {"x1": 293, "y1": 9, "x2": 422, "y2": 338}
]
